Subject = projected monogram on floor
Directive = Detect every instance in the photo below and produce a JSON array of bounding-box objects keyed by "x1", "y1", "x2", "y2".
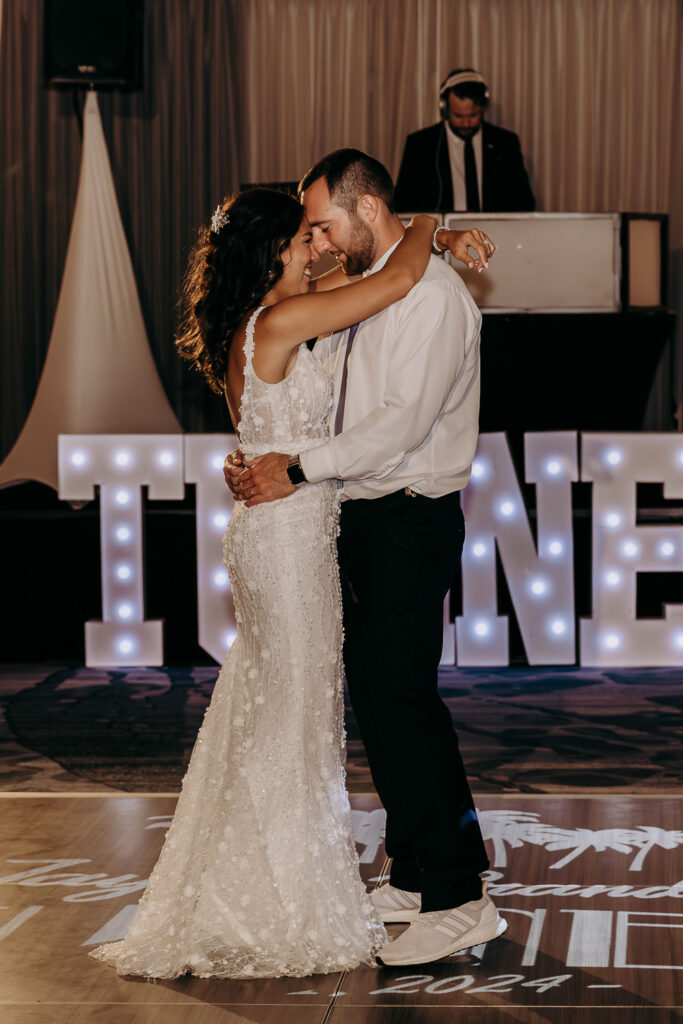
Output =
[
  {"x1": 57, "y1": 431, "x2": 683, "y2": 668},
  {"x1": 141, "y1": 808, "x2": 683, "y2": 877},
  {"x1": 1, "y1": 808, "x2": 681, "y2": 977}
]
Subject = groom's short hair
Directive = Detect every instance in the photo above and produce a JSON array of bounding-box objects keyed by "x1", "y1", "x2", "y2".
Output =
[{"x1": 299, "y1": 149, "x2": 396, "y2": 215}]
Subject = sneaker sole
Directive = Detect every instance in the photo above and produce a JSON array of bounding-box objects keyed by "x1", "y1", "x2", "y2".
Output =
[
  {"x1": 377, "y1": 907, "x2": 421, "y2": 923},
  {"x1": 377, "y1": 915, "x2": 508, "y2": 967}
]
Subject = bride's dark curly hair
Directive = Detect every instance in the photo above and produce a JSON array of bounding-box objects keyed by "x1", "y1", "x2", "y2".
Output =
[{"x1": 175, "y1": 188, "x2": 305, "y2": 393}]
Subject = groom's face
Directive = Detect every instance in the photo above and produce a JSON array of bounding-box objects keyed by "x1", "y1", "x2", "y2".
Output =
[{"x1": 302, "y1": 178, "x2": 375, "y2": 276}]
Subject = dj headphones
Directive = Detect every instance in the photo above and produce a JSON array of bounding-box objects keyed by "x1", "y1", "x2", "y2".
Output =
[{"x1": 439, "y1": 68, "x2": 489, "y2": 118}]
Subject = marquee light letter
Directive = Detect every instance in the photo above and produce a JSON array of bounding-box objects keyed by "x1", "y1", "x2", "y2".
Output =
[
  {"x1": 456, "y1": 433, "x2": 577, "y2": 665},
  {"x1": 580, "y1": 434, "x2": 683, "y2": 666},
  {"x1": 58, "y1": 435, "x2": 185, "y2": 666},
  {"x1": 184, "y1": 435, "x2": 237, "y2": 664}
]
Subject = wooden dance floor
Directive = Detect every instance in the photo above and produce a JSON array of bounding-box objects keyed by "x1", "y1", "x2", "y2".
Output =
[{"x1": 1, "y1": 794, "x2": 682, "y2": 1023}]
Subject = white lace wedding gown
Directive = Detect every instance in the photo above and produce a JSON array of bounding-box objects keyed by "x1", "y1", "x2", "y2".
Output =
[{"x1": 90, "y1": 307, "x2": 385, "y2": 978}]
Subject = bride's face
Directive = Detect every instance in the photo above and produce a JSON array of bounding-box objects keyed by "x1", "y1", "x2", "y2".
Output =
[{"x1": 280, "y1": 216, "x2": 317, "y2": 296}]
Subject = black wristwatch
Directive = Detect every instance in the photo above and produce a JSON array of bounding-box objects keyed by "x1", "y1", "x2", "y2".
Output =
[{"x1": 286, "y1": 454, "x2": 307, "y2": 487}]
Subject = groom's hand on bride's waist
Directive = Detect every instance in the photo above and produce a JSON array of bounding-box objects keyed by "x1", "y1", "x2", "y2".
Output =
[{"x1": 224, "y1": 451, "x2": 295, "y2": 506}]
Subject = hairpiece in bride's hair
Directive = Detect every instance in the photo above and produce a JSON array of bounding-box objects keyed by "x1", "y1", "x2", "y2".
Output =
[{"x1": 211, "y1": 204, "x2": 230, "y2": 235}]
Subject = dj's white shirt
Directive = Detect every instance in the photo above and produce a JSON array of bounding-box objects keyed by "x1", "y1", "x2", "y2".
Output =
[{"x1": 300, "y1": 239, "x2": 482, "y2": 500}]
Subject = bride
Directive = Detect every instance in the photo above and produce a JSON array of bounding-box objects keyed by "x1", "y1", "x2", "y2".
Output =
[{"x1": 90, "y1": 186, "x2": 488, "y2": 980}]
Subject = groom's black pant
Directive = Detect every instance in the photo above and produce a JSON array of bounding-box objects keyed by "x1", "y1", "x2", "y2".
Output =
[{"x1": 338, "y1": 487, "x2": 489, "y2": 913}]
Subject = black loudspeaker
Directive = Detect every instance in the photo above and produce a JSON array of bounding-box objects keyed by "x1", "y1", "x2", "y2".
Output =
[{"x1": 44, "y1": 0, "x2": 144, "y2": 90}]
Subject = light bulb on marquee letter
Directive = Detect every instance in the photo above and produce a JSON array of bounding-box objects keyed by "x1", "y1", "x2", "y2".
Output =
[
  {"x1": 58, "y1": 434, "x2": 184, "y2": 667},
  {"x1": 581, "y1": 434, "x2": 683, "y2": 666},
  {"x1": 456, "y1": 432, "x2": 577, "y2": 666}
]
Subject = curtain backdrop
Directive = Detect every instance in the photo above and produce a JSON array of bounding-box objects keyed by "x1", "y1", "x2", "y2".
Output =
[
  {"x1": 1, "y1": 0, "x2": 681, "y2": 465},
  {"x1": 239, "y1": 0, "x2": 681, "y2": 213}
]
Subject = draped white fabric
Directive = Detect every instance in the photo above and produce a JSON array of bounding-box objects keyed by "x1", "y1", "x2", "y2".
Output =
[
  {"x1": 0, "y1": 91, "x2": 182, "y2": 491},
  {"x1": 237, "y1": 0, "x2": 682, "y2": 423}
]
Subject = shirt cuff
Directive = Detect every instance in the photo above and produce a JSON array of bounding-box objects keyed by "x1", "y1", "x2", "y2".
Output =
[{"x1": 300, "y1": 443, "x2": 337, "y2": 484}]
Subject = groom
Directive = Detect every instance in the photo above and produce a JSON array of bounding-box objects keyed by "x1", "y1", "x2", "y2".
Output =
[{"x1": 226, "y1": 149, "x2": 505, "y2": 966}]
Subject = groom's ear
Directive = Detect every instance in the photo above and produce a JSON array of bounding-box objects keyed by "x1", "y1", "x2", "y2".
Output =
[{"x1": 356, "y1": 193, "x2": 379, "y2": 224}]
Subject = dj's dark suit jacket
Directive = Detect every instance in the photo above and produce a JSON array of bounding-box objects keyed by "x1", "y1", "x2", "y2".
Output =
[{"x1": 394, "y1": 120, "x2": 536, "y2": 213}]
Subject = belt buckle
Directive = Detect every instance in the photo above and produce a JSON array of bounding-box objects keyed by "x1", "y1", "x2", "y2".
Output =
[{"x1": 404, "y1": 487, "x2": 418, "y2": 498}]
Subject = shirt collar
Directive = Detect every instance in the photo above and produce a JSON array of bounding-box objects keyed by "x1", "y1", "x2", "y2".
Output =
[{"x1": 367, "y1": 236, "x2": 403, "y2": 276}]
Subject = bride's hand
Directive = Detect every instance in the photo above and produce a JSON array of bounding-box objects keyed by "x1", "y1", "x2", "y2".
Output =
[
  {"x1": 224, "y1": 450, "x2": 246, "y2": 499},
  {"x1": 435, "y1": 228, "x2": 495, "y2": 272}
]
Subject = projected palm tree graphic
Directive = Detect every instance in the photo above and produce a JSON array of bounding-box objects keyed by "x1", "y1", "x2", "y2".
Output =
[
  {"x1": 478, "y1": 810, "x2": 683, "y2": 872},
  {"x1": 146, "y1": 810, "x2": 683, "y2": 873}
]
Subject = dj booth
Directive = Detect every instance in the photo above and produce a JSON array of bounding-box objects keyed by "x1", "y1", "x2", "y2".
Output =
[{"x1": 410, "y1": 212, "x2": 674, "y2": 440}]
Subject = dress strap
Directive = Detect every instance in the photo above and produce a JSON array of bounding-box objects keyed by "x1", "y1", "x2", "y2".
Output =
[
  {"x1": 236, "y1": 306, "x2": 265, "y2": 441},
  {"x1": 242, "y1": 305, "x2": 266, "y2": 371}
]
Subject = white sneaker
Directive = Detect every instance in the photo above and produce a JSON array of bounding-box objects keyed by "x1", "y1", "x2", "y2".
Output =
[
  {"x1": 377, "y1": 884, "x2": 507, "y2": 966},
  {"x1": 370, "y1": 883, "x2": 421, "y2": 923}
]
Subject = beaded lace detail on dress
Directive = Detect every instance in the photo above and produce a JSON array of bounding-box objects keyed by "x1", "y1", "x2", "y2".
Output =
[{"x1": 90, "y1": 306, "x2": 385, "y2": 978}]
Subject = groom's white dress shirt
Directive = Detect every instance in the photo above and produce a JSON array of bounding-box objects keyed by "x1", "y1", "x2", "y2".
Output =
[{"x1": 299, "y1": 239, "x2": 482, "y2": 501}]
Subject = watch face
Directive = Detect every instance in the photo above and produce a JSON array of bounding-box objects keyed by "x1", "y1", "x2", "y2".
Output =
[{"x1": 287, "y1": 461, "x2": 307, "y2": 486}]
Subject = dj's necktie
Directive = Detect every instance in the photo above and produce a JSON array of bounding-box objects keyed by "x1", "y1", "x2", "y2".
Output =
[{"x1": 464, "y1": 136, "x2": 480, "y2": 211}]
